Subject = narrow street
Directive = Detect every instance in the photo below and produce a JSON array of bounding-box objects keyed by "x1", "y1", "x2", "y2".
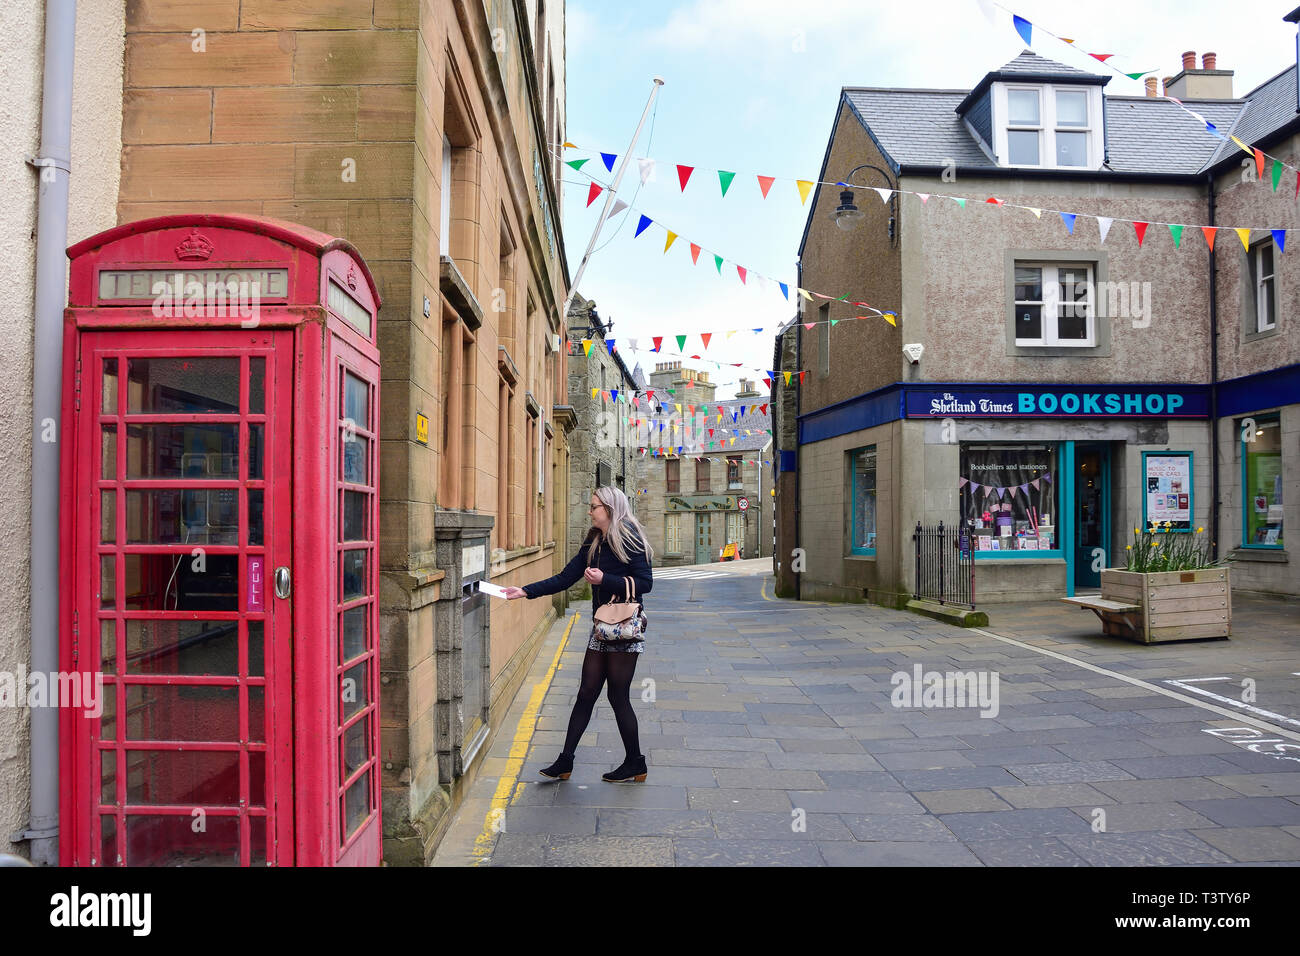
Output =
[{"x1": 433, "y1": 560, "x2": 1300, "y2": 866}]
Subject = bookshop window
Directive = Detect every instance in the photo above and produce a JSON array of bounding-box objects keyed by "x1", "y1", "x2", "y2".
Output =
[
  {"x1": 960, "y1": 443, "x2": 1057, "y2": 552},
  {"x1": 1242, "y1": 416, "x2": 1284, "y2": 548}
]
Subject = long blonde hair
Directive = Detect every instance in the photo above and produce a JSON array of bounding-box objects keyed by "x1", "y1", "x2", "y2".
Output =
[{"x1": 586, "y1": 486, "x2": 654, "y2": 565}]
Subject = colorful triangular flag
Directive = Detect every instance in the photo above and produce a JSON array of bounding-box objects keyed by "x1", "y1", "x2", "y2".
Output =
[
  {"x1": 757, "y1": 175, "x2": 775, "y2": 198},
  {"x1": 718, "y1": 170, "x2": 736, "y2": 196}
]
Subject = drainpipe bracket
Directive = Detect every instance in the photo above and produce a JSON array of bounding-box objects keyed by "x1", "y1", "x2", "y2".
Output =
[
  {"x1": 10, "y1": 824, "x2": 58, "y2": 842},
  {"x1": 26, "y1": 155, "x2": 71, "y2": 175}
]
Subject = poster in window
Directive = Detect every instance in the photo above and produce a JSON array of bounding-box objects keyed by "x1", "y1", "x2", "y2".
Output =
[{"x1": 1144, "y1": 453, "x2": 1191, "y2": 530}]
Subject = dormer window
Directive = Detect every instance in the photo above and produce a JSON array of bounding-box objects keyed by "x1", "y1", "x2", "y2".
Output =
[{"x1": 997, "y1": 83, "x2": 1099, "y2": 168}]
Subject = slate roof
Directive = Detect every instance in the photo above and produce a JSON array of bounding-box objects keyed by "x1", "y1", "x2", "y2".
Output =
[{"x1": 840, "y1": 50, "x2": 1300, "y2": 179}]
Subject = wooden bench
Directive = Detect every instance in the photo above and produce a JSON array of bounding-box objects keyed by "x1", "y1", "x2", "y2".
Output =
[{"x1": 1061, "y1": 595, "x2": 1142, "y2": 639}]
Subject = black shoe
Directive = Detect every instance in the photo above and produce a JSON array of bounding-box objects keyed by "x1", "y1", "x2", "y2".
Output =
[
  {"x1": 602, "y1": 754, "x2": 647, "y2": 783},
  {"x1": 538, "y1": 753, "x2": 574, "y2": 780}
]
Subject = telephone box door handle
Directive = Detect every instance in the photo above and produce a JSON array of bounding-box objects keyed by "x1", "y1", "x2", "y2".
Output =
[{"x1": 274, "y1": 566, "x2": 291, "y2": 599}]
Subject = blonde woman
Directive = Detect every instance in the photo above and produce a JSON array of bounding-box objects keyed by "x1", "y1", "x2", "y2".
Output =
[{"x1": 504, "y1": 486, "x2": 654, "y2": 782}]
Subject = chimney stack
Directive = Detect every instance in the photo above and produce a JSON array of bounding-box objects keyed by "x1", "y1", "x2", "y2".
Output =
[
  {"x1": 1166, "y1": 52, "x2": 1233, "y2": 100},
  {"x1": 1144, "y1": 76, "x2": 1158, "y2": 97}
]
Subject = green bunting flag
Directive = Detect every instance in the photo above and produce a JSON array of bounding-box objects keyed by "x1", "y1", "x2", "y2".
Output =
[
  {"x1": 1272, "y1": 159, "x2": 1284, "y2": 192},
  {"x1": 1168, "y1": 223, "x2": 1184, "y2": 248},
  {"x1": 1124, "y1": 70, "x2": 1155, "y2": 80},
  {"x1": 565, "y1": 158, "x2": 588, "y2": 171},
  {"x1": 718, "y1": 170, "x2": 736, "y2": 197},
  {"x1": 676, "y1": 335, "x2": 687, "y2": 351},
  {"x1": 713, "y1": 254, "x2": 723, "y2": 274},
  {"x1": 954, "y1": 198, "x2": 966, "y2": 208}
]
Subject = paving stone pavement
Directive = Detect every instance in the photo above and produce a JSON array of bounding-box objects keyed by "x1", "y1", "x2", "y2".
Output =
[{"x1": 430, "y1": 563, "x2": 1300, "y2": 867}]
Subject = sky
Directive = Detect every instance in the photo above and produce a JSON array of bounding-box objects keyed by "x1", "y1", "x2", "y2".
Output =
[{"x1": 559, "y1": 0, "x2": 1298, "y2": 398}]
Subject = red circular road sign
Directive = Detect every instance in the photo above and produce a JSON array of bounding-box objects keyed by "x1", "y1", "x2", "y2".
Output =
[{"x1": 737, "y1": 497, "x2": 749, "y2": 511}]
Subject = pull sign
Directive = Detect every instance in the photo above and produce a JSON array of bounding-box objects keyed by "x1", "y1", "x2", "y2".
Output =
[{"x1": 248, "y1": 556, "x2": 265, "y2": 612}]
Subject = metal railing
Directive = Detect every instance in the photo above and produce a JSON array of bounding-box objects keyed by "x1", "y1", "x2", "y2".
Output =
[{"x1": 912, "y1": 521, "x2": 976, "y2": 609}]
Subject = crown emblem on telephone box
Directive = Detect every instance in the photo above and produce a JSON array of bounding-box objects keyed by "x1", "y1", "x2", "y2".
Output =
[{"x1": 174, "y1": 230, "x2": 215, "y2": 261}]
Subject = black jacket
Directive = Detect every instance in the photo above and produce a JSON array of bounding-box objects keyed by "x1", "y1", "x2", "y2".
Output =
[{"x1": 522, "y1": 527, "x2": 653, "y2": 610}]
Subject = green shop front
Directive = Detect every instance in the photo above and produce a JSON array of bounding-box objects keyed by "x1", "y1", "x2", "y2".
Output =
[{"x1": 793, "y1": 382, "x2": 1214, "y2": 604}]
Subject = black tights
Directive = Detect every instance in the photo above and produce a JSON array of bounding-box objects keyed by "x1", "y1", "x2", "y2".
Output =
[{"x1": 562, "y1": 647, "x2": 640, "y2": 761}]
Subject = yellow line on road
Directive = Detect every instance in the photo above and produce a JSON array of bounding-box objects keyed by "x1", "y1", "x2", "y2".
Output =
[{"x1": 470, "y1": 611, "x2": 577, "y2": 864}]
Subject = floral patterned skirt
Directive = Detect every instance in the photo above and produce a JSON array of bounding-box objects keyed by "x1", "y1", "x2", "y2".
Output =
[{"x1": 587, "y1": 616, "x2": 645, "y2": 654}]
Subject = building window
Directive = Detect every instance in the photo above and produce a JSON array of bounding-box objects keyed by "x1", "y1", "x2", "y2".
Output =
[
  {"x1": 849, "y1": 446, "x2": 876, "y2": 555},
  {"x1": 726, "y1": 512, "x2": 743, "y2": 553},
  {"x1": 961, "y1": 443, "x2": 1058, "y2": 553},
  {"x1": 1002, "y1": 85, "x2": 1093, "y2": 168},
  {"x1": 1241, "y1": 415, "x2": 1283, "y2": 548},
  {"x1": 727, "y1": 456, "x2": 742, "y2": 489},
  {"x1": 665, "y1": 458, "x2": 679, "y2": 493},
  {"x1": 440, "y1": 134, "x2": 452, "y2": 256},
  {"x1": 666, "y1": 512, "x2": 682, "y2": 553},
  {"x1": 1014, "y1": 262, "x2": 1094, "y2": 347},
  {"x1": 695, "y1": 458, "x2": 710, "y2": 493},
  {"x1": 1250, "y1": 240, "x2": 1277, "y2": 333}
]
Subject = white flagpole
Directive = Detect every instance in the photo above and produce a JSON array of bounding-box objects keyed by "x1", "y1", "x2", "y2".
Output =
[{"x1": 562, "y1": 76, "x2": 665, "y2": 320}]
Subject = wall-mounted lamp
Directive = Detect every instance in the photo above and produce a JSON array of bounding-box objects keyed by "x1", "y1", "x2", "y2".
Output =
[{"x1": 831, "y1": 164, "x2": 898, "y2": 246}]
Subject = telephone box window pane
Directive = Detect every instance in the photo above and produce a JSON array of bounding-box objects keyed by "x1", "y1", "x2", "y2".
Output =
[
  {"x1": 343, "y1": 770, "x2": 372, "y2": 838},
  {"x1": 343, "y1": 716, "x2": 370, "y2": 777},
  {"x1": 249, "y1": 687, "x2": 265, "y2": 743},
  {"x1": 342, "y1": 549, "x2": 367, "y2": 602},
  {"x1": 125, "y1": 749, "x2": 241, "y2": 804},
  {"x1": 123, "y1": 553, "x2": 238, "y2": 611},
  {"x1": 341, "y1": 662, "x2": 368, "y2": 721},
  {"x1": 99, "y1": 815, "x2": 118, "y2": 866},
  {"x1": 342, "y1": 606, "x2": 366, "y2": 662},
  {"x1": 342, "y1": 491, "x2": 368, "y2": 540},
  {"x1": 249, "y1": 751, "x2": 266, "y2": 808},
  {"x1": 248, "y1": 489, "x2": 264, "y2": 546},
  {"x1": 100, "y1": 750, "x2": 117, "y2": 805},
  {"x1": 342, "y1": 435, "x2": 369, "y2": 484},
  {"x1": 101, "y1": 619, "x2": 117, "y2": 674},
  {"x1": 102, "y1": 426, "x2": 117, "y2": 480},
  {"x1": 248, "y1": 621, "x2": 264, "y2": 678},
  {"x1": 249, "y1": 424, "x2": 264, "y2": 480},
  {"x1": 125, "y1": 684, "x2": 239, "y2": 741},
  {"x1": 101, "y1": 490, "x2": 116, "y2": 543},
  {"x1": 100, "y1": 555, "x2": 116, "y2": 609},
  {"x1": 126, "y1": 358, "x2": 240, "y2": 414},
  {"x1": 125, "y1": 814, "x2": 239, "y2": 866},
  {"x1": 100, "y1": 684, "x2": 116, "y2": 741},
  {"x1": 127, "y1": 424, "x2": 239, "y2": 479},
  {"x1": 102, "y1": 358, "x2": 118, "y2": 414},
  {"x1": 126, "y1": 489, "x2": 239, "y2": 546},
  {"x1": 250, "y1": 815, "x2": 267, "y2": 866},
  {"x1": 344, "y1": 372, "x2": 369, "y2": 426},
  {"x1": 249, "y1": 357, "x2": 265, "y2": 415},
  {"x1": 125, "y1": 620, "x2": 238, "y2": 675}
]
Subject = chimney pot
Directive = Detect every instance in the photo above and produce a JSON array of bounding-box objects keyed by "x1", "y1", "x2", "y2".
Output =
[
  {"x1": 1144, "y1": 76, "x2": 1158, "y2": 97},
  {"x1": 1202, "y1": 52, "x2": 1216, "y2": 70},
  {"x1": 1182, "y1": 50, "x2": 1196, "y2": 71},
  {"x1": 1163, "y1": 76, "x2": 1174, "y2": 95}
]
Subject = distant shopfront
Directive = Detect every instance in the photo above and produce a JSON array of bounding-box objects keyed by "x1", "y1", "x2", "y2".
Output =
[{"x1": 794, "y1": 381, "x2": 1216, "y2": 604}]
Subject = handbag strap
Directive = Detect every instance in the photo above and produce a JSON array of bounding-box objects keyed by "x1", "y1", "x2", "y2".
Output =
[{"x1": 592, "y1": 534, "x2": 638, "y2": 605}]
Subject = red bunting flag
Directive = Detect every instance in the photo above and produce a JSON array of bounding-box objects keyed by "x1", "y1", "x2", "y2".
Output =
[
  {"x1": 1133, "y1": 221, "x2": 1149, "y2": 246},
  {"x1": 690, "y1": 243, "x2": 701, "y2": 265},
  {"x1": 763, "y1": 376, "x2": 772, "y2": 388},
  {"x1": 586, "y1": 182, "x2": 603, "y2": 207},
  {"x1": 1202, "y1": 226, "x2": 1217, "y2": 250},
  {"x1": 1254, "y1": 149, "x2": 1266, "y2": 181},
  {"x1": 1089, "y1": 53, "x2": 1114, "y2": 62},
  {"x1": 798, "y1": 371, "x2": 807, "y2": 383},
  {"x1": 756, "y1": 175, "x2": 775, "y2": 198},
  {"x1": 701, "y1": 333, "x2": 712, "y2": 349},
  {"x1": 986, "y1": 196, "x2": 1003, "y2": 204},
  {"x1": 803, "y1": 322, "x2": 815, "y2": 330},
  {"x1": 677, "y1": 165, "x2": 694, "y2": 191},
  {"x1": 652, "y1": 336, "x2": 663, "y2": 351},
  {"x1": 736, "y1": 265, "x2": 747, "y2": 284},
  {"x1": 759, "y1": 403, "x2": 768, "y2": 414}
]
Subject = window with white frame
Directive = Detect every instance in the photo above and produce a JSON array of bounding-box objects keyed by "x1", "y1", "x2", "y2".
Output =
[
  {"x1": 1001, "y1": 85, "x2": 1094, "y2": 168},
  {"x1": 726, "y1": 512, "x2": 743, "y2": 552},
  {"x1": 1251, "y1": 240, "x2": 1276, "y2": 333},
  {"x1": 1014, "y1": 262, "x2": 1095, "y2": 347},
  {"x1": 665, "y1": 512, "x2": 683, "y2": 553}
]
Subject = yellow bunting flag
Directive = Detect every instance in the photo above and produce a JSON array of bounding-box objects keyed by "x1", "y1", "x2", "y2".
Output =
[
  {"x1": 1027, "y1": 208, "x2": 1042, "y2": 218},
  {"x1": 797, "y1": 288, "x2": 813, "y2": 300},
  {"x1": 1236, "y1": 227, "x2": 1251, "y2": 251},
  {"x1": 783, "y1": 371, "x2": 792, "y2": 386},
  {"x1": 582, "y1": 339, "x2": 594, "y2": 356},
  {"x1": 884, "y1": 314, "x2": 897, "y2": 327},
  {"x1": 664, "y1": 231, "x2": 678, "y2": 253},
  {"x1": 796, "y1": 180, "x2": 814, "y2": 204},
  {"x1": 674, "y1": 403, "x2": 681, "y2": 413},
  {"x1": 562, "y1": 141, "x2": 576, "y2": 148},
  {"x1": 591, "y1": 388, "x2": 597, "y2": 398}
]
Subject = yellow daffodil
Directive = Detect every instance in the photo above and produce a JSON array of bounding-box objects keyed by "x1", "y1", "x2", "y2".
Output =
[
  {"x1": 1133, "y1": 527, "x2": 1140, "y2": 535},
  {"x1": 1125, "y1": 544, "x2": 1132, "y2": 550},
  {"x1": 1196, "y1": 527, "x2": 1204, "y2": 533}
]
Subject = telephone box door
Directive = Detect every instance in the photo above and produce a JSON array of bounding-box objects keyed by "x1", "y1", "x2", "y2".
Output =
[{"x1": 71, "y1": 329, "x2": 294, "y2": 866}]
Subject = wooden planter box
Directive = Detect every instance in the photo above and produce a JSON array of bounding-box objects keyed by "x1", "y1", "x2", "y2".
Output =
[{"x1": 1099, "y1": 567, "x2": 1231, "y2": 643}]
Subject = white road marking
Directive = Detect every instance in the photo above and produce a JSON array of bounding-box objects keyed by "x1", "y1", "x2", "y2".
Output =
[
  {"x1": 970, "y1": 627, "x2": 1300, "y2": 743},
  {"x1": 1162, "y1": 677, "x2": 1300, "y2": 730}
]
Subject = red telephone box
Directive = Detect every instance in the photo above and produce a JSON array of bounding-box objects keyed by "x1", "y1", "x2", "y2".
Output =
[{"x1": 59, "y1": 214, "x2": 382, "y2": 866}]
